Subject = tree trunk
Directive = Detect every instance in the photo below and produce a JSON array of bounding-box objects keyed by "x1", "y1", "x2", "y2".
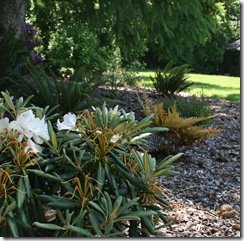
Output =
[
  {"x1": 0, "y1": 0, "x2": 27, "y2": 89},
  {"x1": 0, "y1": 0, "x2": 27, "y2": 36}
]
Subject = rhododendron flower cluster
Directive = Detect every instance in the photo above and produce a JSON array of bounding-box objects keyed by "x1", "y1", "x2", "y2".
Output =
[
  {"x1": 57, "y1": 112, "x2": 121, "y2": 144},
  {"x1": 57, "y1": 113, "x2": 78, "y2": 131},
  {"x1": 0, "y1": 110, "x2": 49, "y2": 153}
]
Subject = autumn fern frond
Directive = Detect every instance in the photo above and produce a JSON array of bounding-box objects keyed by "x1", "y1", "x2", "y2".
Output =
[{"x1": 138, "y1": 92, "x2": 221, "y2": 148}]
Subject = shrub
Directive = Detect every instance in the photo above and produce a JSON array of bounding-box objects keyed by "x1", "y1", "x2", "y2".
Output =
[
  {"x1": 0, "y1": 23, "x2": 25, "y2": 90},
  {"x1": 0, "y1": 91, "x2": 182, "y2": 237},
  {"x1": 150, "y1": 60, "x2": 193, "y2": 98},
  {"x1": 20, "y1": 22, "x2": 44, "y2": 66},
  {"x1": 46, "y1": 21, "x2": 108, "y2": 81},
  {"x1": 139, "y1": 92, "x2": 220, "y2": 153},
  {"x1": 102, "y1": 47, "x2": 144, "y2": 95}
]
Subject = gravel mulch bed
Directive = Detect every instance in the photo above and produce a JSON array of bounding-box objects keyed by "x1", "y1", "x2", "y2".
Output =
[{"x1": 89, "y1": 85, "x2": 241, "y2": 238}]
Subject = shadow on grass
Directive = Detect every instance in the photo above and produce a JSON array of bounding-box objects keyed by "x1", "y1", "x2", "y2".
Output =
[
  {"x1": 186, "y1": 82, "x2": 240, "y2": 103},
  {"x1": 210, "y1": 93, "x2": 240, "y2": 104}
]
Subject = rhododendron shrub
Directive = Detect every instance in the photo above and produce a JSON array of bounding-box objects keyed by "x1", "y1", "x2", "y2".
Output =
[{"x1": 0, "y1": 91, "x2": 182, "y2": 237}]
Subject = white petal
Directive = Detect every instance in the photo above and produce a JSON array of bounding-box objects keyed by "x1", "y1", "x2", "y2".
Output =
[
  {"x1": 57, "y1": 120, "x2": 71, "y2": 130},
  {"x1": 0, "y1": 117, "x2": 10, "y2": 132},
  {"x1": 9, "y1": 120, "x2": 32, "y2": 138},
  {"x1": 9, "y1": 110, "x2": 49, "y2": 143},
  {"x1": 25, "y1": 138, "x2": 43, "y2": 153},
  {"x1": 57, "y1": 113, "x2": 78, "y2": 131}
]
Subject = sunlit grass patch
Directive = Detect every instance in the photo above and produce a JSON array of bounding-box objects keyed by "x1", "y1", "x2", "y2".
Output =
[{"x1": 135, "y1": 70, "x2": 240, "y2": 104}]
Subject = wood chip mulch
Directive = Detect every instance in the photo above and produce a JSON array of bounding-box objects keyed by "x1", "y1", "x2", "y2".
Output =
[{"x1": 89, "y1": 85, "x2": 241, "y2": 237}]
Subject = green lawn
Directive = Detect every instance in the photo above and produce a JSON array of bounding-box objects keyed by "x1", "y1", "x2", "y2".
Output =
[{"x1": 135, "y1": 70, "x2": 240, "y2": 104}]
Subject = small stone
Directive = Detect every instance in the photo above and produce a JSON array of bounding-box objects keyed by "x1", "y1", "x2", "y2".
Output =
[
  {"x1": 221, "y1": 145, "x2": 232, "y2": 150},
  {"x1": 232, "y1": 224, "x2": 240, "y2": 231},
  {"x1": 219, "y1": 204, "x2": 233, "y2": 213},
  {"x1": 209, "y1": 193, "x2": 217, "y2": 201},
  {"x1": 215, "y1": 156, "x2": 228, "y2": 162},
  {"x1": 222, "y1": 172, "x2": 232, "y2": 177},
  {"x1": 166, "y1": 215, "x2": 176, "y2": 222},
  {"x1": 221, "y1": 210, "x2": 237, "y2": 219},
  {"x1": 198, "y1": 160, "x2": 205, "y2": 168}
]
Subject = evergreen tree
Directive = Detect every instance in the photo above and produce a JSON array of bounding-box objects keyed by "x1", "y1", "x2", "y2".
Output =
[{"x1": 28, "y1": 0, "x2": 218, "y2": 62}]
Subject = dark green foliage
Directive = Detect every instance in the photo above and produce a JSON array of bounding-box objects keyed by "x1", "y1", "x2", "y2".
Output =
[
  {"x1": 186, "y1": 1, "x2": 239, "y2": 74},
  {"x1": 9, "y1": 61, "x2": 104, "y2": 116},
  {"x1": 223, "y1": 0, "x2": 240, "y2": 40},
  {"x1": 28, "y1": 0, "x2": 217, "y2": 63},
  {"x1": 151, "y1": 61, "x2": 193, "y2": 98},
  {"x1": 0, "y1": 20, "x2": 25, "y2": 89},
  {"x1": 142, "y1": 1, "x2": 240, "y2": 74},
  {"x1": 46, "y1": 21, "x2": 109, "y2": 80},
  {"x1": 177, "y1": 30, "x2": 228, "y2": 74}
]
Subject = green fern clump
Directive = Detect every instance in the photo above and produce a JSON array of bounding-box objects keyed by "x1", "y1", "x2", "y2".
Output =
[
  {"x1": 9, "y1": 61, "x2": 104, "y2": 116},
  {"x1": 150, "y1": 60, "x2": 193, "y2": 98},
  {"x1": 161, "y1": 94, "x2": 213, "y2": 126}
]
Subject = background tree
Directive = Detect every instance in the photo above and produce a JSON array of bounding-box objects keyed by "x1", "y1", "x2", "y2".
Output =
[
  {"x1": 0, "y1": 0, "x2": 27, "y2": 89},
  {"x1": 2, "y1": 0, "x2": 239, "y2": 89},
  {"x1": 143, "y1": 0, "x2": 240, "y2": 74},
  {"x1": 27, "y1": 0, "x2": 218, "y2": 72},
  {"x1": 186, "y1": 0, "x2": 240, "y2": 74},
  {"x1": 0, "y1": 0, "x2": 27, "y2": 36}
]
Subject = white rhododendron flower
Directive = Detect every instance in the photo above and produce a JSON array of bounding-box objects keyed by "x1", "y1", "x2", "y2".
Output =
[
  {"x1": 9, "y1": 110, "x2": 49, "y2": 144},
  {"x1": 0, "y1": 110, "x2": 49, "y2": 153},
  {"x1": 0, "y1": 117, "x2": 10, "y2": 132},
  {"x1": 57, "y1": 113, "x2": 78, "y2": 131}
]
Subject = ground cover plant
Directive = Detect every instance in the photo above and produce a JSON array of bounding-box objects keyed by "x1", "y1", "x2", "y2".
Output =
[
  {"x1": 160, "y1": 94, "x2": 213, "y2": 126},
  {"x1": 0, "y1": 91, "x2": 185, "y2": 237},
  {"x1": 136, "y1": 71, "x2": 240, "y2": 104}
]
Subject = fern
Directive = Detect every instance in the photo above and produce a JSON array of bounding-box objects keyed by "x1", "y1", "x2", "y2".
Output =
[
  {"x1": 9, "y1": 60, "x2": 57, "y2": 108},
  {"x1": 138, "y1": 92, "x2": 220, "y2": 148},
  {"x1": 157, "y1": 104, "x2": 214, "y2": 130},
  {"x1": 9, "y1": 61, "x2": 103, "y2": 116},
  {"x1": 180, "y1": 126, "x2": 220, "y2": 146}
]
